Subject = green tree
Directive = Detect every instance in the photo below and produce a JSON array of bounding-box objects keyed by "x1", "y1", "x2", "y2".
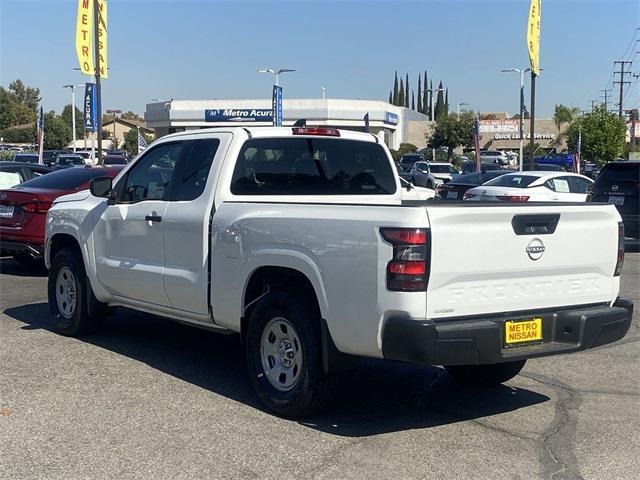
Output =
[
  {"x1": 0, "y1": 125, "x2": 34, "y2": 143},
  {"x1": 417, "y1": 75, "x2": 422, "y2": 113},
  {"x1": 0, "y1": 87, "x2": 14, "y2": 131},
  {"x1": 427, "y1": 110, "x2": 474, "y2": 160},
  {"x1": 43, "y1": 112, "x2": 72, "y2": 150},
  {"x1": 434, "y1": 81, "x2": 446, "y2": 121},
  {"x1": 388, "y1": 91, "x2": 392, "y2": 104},
  {"x1": 398, "y1": 78, "x2": 404, "y2": 107},
  {"x1": 411, "y1": 90, "x2": 415, "y2": 110},
  {"x1": 566, "y1": 105, "x2": 626, "y2": 165},
  {"x1": 523, "y1": 142, "x2": 542, "y2": 157},
  {"x1": 61, "y1": 104, "x2": 84, "y2": 139},
  {"x1": 120, "y1": 111, "x2": 144, "y2": 122},
  {"x1": 123, "y1": 128, "x2": 152, "y2": 155},
  {"x1": 393, "y1": 72, "x2": 399, "y2": 105},
  {"x1": 8, "y1": 79, "x2": 41, "y2": 111},
  {"x1": 553, "y1": 104, "x2": 581, "y2": 132},
  {"x1": 422, "y1": 71, "x2": 429, "y2": 115},
  {"x1": 427, "y1": 79, "x2": 433, "y2": 119},
  {"x1": 404, "y1": 74, "x2": 409, "y2": 108},
  {"x1": 444, "y1": 88, "x2": 449, "y2": 115}
]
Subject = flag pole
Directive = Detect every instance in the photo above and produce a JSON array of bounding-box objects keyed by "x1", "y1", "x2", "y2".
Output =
[{"x1": 93, "y1": 0, "x2": 103, "y2": 164}]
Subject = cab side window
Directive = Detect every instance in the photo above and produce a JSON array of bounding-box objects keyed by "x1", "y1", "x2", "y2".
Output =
[
  {"x1": 173, "y1": 139, "x2": 220, "y2": 201},
  {"x1": 119, "y1": 142, "x2": 184, "y2": 203},
  {"x1": 568, "y1": 176, "x2": 592, "y2": 194}
]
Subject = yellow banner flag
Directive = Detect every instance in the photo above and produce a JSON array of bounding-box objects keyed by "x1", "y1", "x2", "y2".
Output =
[
  {"x1": 527, "y1": 0, "x2": 541, "y2": 75},
  {"x1": 75, "y1": 0, "x2": 94, "y2": 75},
  {"x1": 97, "y1": 0, "x2": 108, "y2": 78}
]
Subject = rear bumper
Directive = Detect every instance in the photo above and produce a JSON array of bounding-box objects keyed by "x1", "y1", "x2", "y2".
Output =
[
  {"x1": 0, "y1": 239, "x2": 44, "y2": 257},
  {"x1": 382, "y1": 298, "x2": 634, "y2": 366}
]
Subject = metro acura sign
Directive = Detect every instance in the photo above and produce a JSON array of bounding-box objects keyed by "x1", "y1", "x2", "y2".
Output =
[{"x1": 205, "y1": 109, "x2": 272, "y2": 122}]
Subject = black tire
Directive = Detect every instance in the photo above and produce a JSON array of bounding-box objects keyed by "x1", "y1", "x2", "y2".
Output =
[
  {"x1": 48, "y1": 247, "x2": 106, "y2": 336},
  {"x1": 245, "y1": 289, "x2": 339, "y2": 418},
  {"x1": 445, "y1": 360, "x2": 526, "y2": 387}
]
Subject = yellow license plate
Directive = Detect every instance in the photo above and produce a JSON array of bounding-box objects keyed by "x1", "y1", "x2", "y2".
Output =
[{"x1": 505, "y1": 318, "x2": 543, "y2": 346}]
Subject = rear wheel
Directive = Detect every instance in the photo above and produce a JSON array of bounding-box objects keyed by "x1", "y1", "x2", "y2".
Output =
[
  {"x1": 48, "y1": 247, "x2": 106, "y2": 336},
  {"x1": 245, "y1": 290, "x2": 339, "y2": 417},
  {"x1": 445, "y1": 360, "x2": 526, "y2": 387}
]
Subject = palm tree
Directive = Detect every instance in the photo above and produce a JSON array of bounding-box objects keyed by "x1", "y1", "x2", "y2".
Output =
[{"x1": 552, "y1": 105, "x2": 581, "y2": 148}]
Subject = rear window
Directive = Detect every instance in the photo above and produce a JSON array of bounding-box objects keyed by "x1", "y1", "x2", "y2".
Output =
[
  {"x1": 19, "y1": 168, "x2": 112, "y2": 190},
  {"x1": 15, "y1": 155, "x2": 39, "y2": 163},
  {"x1": 231, "y1": 138, "x2": 396, "y2": 195},
  {"x1": 595, "y1": 163, "x2": 640, "y2": 186},
  {"x1": 484, "y1": 174, "x2": 538, "y2": 188}
]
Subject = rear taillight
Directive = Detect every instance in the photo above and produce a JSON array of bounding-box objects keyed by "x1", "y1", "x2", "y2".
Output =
[
  {"x1": 292, "y1": 127, "x2": 340, "y2": 137},
  {"x1": 21, "y1": 201, "x2": 52, "y2": 213},
  {"x1": 380, "y1": 228, "x2": 429, "y2": 291},
  {"x1": 496, "y1": 195, "x2": 530, "y2": 202},
  {"x1": 614, "y1": 222, "x2": 624, "y2": 276}
]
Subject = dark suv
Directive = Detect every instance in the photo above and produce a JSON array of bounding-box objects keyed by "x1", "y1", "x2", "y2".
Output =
[{"x1": 590, "y1": 161, "x2": 639, "y2": 238}]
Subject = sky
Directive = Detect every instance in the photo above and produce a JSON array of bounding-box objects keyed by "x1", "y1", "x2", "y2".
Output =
[{"x1": 1, "y1": 0, "x2": 639, "y2": 118}]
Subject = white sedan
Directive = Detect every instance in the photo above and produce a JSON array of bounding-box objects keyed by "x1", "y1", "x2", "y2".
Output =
[{"x1": 463, "y1": 171, "x2": 594, "y2": 202}]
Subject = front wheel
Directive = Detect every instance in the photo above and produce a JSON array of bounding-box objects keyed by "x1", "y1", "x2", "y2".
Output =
[
  {"x1": 445, "y1": 360, "x2": 526, "y2": 387},
  {"x1": 245, "y1": 290, "x2": 339, "y2": 417},
  {"x1": 48, "y1": 247, "x2": 106, "y2": 336}
]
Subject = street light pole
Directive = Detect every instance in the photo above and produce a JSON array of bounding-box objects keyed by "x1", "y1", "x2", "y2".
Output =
[
  {"x1": 258, "y1": 67, "x2": 296, "y2": 87},
  {"x1": 426, "y1": 87, "x2": 445, "y2": 161},
  {"x1": 62, "y1": 84, "x2": 84, "y2": 152},
  {"x1": 321, "y1": 86, "x2": 326, "y2": 99},
  {"x1": 501, "y1": 68, "x2": 527, "y2": 171},
  {"x1": 106, "y1": 109, "x2": 122, "y2": 150}
]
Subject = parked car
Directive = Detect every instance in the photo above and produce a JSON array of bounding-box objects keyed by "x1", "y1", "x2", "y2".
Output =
[
  {"x1": 398, "y1": 153, "x2": 424, "y2": 172},
  {"x1": 102, "y1": 154, "x2": 128, "y2": 166},
  {"x1": 44, "y1": 126, "x2": 632, "y2": 417},
  {"x1": 464, "y1": 171, "x2": 593, "y2": 202},
  {"x1": 12, "y1": 153, "x2": 40, "y2": 164},
  {"x1": 410, "y1": 161, "x2": 459, "y2": 189},
  {"x1": 460, "y1": 161, "x2": 503, "y2": 174},
  {"x1": 0, "y1": 166, "x2": 123, "y2": 265},
  {"x1": 54, "y1": 154, "x2": 86, "y2": 170},
  {"x1": 42, "y1": 150, "x2": 71, "y2": 167},
  {"x1": 435, "y1": 170, "x2": 509, "y2": 201},
  {"x1": 0, "y1": 162, "x2": 53, "y2": 189},
  {"x1": 589, "y1": 161, "x2": 639, "y2": 238},
  {"x1": 524, "y1": 162, "x2": 565, "y2": 172},
  {"x1": 480, "y1": 150, "x2": 509, "y2": 166},
  {"x1": 74, "y1": 151, "x2": 95, "y2": 164}
]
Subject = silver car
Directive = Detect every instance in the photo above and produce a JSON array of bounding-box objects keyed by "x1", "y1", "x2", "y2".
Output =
[{"x1": 480, "y1": 150, "x2": 509, "y2": 166}]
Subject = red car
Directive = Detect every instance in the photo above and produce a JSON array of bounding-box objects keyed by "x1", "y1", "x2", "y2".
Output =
[{"x1": 0, "y1": 166, "x2": 123, "y2": 265}]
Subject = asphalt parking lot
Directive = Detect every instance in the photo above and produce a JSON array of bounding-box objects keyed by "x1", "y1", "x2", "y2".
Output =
[{"x1": 1, "y1": 242, "x2": 638, "y2": 480}]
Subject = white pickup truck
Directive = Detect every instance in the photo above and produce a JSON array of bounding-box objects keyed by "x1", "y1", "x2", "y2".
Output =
[{"x1": 45, "y1": 126, "x2": 633, "y2": 417}]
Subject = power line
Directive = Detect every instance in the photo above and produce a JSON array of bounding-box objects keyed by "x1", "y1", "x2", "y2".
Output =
[{"x1": 614, "y1": 60, "x2": 632, "y2": 117}]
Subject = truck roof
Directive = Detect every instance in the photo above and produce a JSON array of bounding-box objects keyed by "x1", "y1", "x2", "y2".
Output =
[{"x1": 159, "y1": 126, "x2": 380, "y2": 143}]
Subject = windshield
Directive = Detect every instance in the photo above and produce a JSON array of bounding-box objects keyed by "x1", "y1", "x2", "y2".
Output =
[
  {"x1": 15, "y1": 155, "x2": 39, "y2": 163},
  {"x1": 451, "y1": 171, "x2": 506, "y2": 185},
  {"x1": 57, "y1": 156, "x2": 85, "y2": 166},
  {"x1": 483, "y1": 174, "x2": 539, "y2": 188},
  {"x1": 430, "y1": 164, "x2": 458, "y2": 174}
]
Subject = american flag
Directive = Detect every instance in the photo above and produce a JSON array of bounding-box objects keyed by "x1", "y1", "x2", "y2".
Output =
[
  {"x1": 573, "y1": 126, "x2": 581, "y2": 173},
  {"x1": 474, "y1": 112, "x2": 481, "y2": 172},
  {"x1": 36, "y1": 106, "x2": 44, "y2": 164},
  {"x1": 137, "y1": 130, "x2": 147, "y2": 155}
]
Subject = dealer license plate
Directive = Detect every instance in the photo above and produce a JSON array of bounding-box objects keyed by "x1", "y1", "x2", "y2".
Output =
[
  {"x1": 0, "y1": 205, "x2": 14, "y2": 218},
  {"x1": 608, "y1": 196, "x2": 624, "y2": 206},
  {"x1": 446, "y1": 191, "x2": 458, "y2": 199},
  {"x1": 505, "y1": 318, "x2": 542, "y2": 346}
]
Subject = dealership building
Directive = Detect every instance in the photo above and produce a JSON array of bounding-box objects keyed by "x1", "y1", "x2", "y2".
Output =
[
  {"x1": 144, "y1": 98, "x2": 567, "y2": 153},
  {"x1": 145, "y1": 98, "x2": 430, "y2": 150}
]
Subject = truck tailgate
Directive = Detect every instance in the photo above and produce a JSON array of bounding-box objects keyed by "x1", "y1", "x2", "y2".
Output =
[{"x1": 425, "y1": 204, "x2": 620, "y2": 319}]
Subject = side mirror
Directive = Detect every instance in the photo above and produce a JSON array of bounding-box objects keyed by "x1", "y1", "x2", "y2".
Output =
[{"x1": 89, "y1": 176, "x2": 112, "y2": 198}]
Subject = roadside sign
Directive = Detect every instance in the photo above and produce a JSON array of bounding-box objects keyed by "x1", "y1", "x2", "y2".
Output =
[
  {"x1": 75, "y1": 0, "x2": 94, "y2": 75},
  {"x1": 272, "y1": 85, "x2": 283, "y2": 127},
  {"x1": 84, "y1": 83, "x2": 97, "y2": 132}
]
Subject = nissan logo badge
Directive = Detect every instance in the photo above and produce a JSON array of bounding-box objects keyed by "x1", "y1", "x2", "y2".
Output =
[
  {"x1": 611, "y1": 185, "x2": 619, "y2": 191},
  {"x1": 526, "y1": 238, "x2": 545, "y2": 261}
]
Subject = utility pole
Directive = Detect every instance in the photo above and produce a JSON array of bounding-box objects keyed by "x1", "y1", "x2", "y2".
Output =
[
  {"x1": 599, "y1": 89, "x2": 610, "y2": 111},
  {"x1": 614, "y1": 60, "x2": 632, "y2": 118},
  {"x1": 106, "y1": 109, "x2": 121, "y2": 150},
  {"x1": 93, "y1": 0, "x2": 103, "y2": 164}
]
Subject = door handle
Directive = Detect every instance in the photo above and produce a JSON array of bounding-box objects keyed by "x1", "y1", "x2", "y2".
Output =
[{"x1": 145, "y1": 215, "x2": 163, "y2": 223}]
